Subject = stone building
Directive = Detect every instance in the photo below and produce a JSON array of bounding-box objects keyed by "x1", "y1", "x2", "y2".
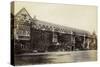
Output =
[{"x1": 12, "y1": 8, "x2": 97, "y2": 53}]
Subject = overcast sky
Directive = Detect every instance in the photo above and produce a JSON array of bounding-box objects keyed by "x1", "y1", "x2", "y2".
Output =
[{"x1": 13, "y1": 1, "x2": 97, "y2": 33}]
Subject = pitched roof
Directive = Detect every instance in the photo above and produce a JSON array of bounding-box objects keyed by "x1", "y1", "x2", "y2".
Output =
[
  {"x1": 15, "y1": 8, "x2": 90, "y2": 36},
  {"x1": 33, "y1": 19, "x2": 90, "y2": 36}
]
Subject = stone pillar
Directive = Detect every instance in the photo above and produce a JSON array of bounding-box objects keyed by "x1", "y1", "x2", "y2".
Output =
[
  {"x1": 83, "y1": 34, "x2": 86, "y2": 49},
  {"x1": 71, "y1": 31, "x2": 75, "y2": 51}
]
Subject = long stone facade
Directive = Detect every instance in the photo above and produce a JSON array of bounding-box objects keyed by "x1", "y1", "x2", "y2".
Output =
[{"x1": 12, "y1": 8, "x2": 97, "y2": 54}]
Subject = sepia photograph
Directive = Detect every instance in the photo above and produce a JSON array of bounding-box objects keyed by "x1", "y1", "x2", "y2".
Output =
[{"x1": 11, "y1": 1, "x2": 97, "y2": 66}]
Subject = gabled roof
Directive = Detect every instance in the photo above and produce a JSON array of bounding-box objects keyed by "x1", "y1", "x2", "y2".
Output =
[
  {"x1": 15, "y1": 8, "x2": 90, "y2": 36},
  {"x1": 15, "y1": 8, "x2": 36, "y2": 25},
  {"x1": 15, "y1": 8, "x2": 32, "y2": 20}
]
